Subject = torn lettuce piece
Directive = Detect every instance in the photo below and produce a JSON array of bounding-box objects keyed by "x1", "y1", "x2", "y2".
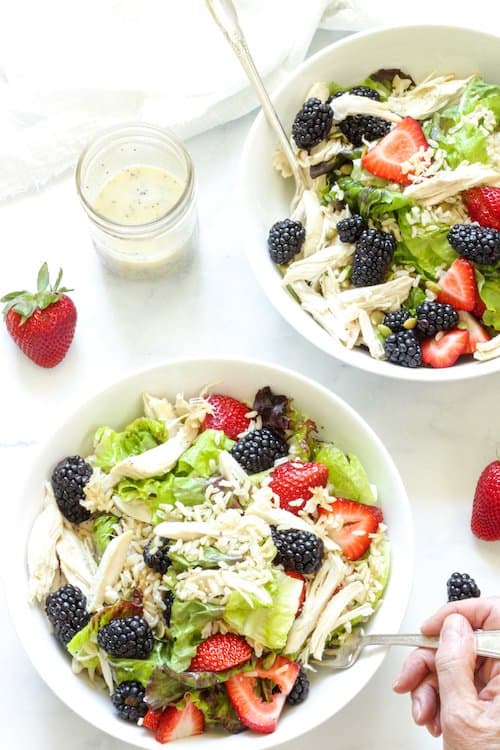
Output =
[
  {"x1": 337, "y1": 177, "x2": 414, "y2": 220},
  {"x1": 188, "y1": 686, "x2": 246, "y2": 734},
  {"x1": 395, "y1": 210, "x2": 458, "y2": 280},
  {"x1": 223, "y1": 570, "x2": 302, "y2": 651},
  {"x1": 175, "y1": 430, "x2": 234, "y2": 478},
  {"x1": 313, "y1": 444, "x2": 375, "y2": 504},
  {"x1": 476, "y1": 265, "x2": 500, "y2": 331},
  {"x1": 116, "y1": 474, "x2": 207, "y2": 516},
  {"x1": 93, "y1": 514, "x2": 119, "y2": 555},
  {"x1": 167, "y1": 599, "x2": 224, "y2": 673},
  {"x1": 93, "y1": 418, "x2": 169, "y2": 472},
  {"x1": 108, "y1": 641, "x2": 169, "y2": 686},
  {"x1": 252, "y1": 386, "x2": 319, "y2": 460},
  {"x1": 402, "y1": 285, "x2": 427, "y2": 314},
  {"x1": 169, "y1": 547, "x2": 243, "y2": 571}
]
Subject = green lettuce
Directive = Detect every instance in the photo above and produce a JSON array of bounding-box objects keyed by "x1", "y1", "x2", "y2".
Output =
[
  {"x1": 116, "y1": 474, "x2": 207, "y2": 515},
  {"x1": 93, "y1": 418, "x2": 168, "y2": 472},
  {"x1": 223, "y1": 570, "x2": 302, "y2": 651},
  {"x1": 108, "y1": 641, "x2": 169, "y2": 686},
  {"x1": 313, "y1": 444, "x2": 375, "y2": 504},
  {"x1": 169, "y1": 547, "x2": 243, "y2": 571},
  {"x1": 337, "y1": 177, "x2": 414, "y2": 220},
  {"x1": 167, "y1": 599, "x2": 224, "y2": 673},
  {"x1": 93, "y1": 514, "x2": 119, "y2": 555},
  {"x1": 402, "y1": 286, "x2": 427, "y2": 314},
  {"x1": 188, "y1": 686, "x2": 246, "y2": 734},
  {"x1": 476, "y1": 265, "x2": 500, "y2": 331},
  {"x1": 176, "y1": 430, "x2": 234, "y2": 478},
  {"x1": 394, "y1": 210, "x2": 458, "y2": 280}
]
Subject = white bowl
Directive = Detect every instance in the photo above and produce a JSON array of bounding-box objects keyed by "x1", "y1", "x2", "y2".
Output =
[
  {"x1": 4, "y1": 358, "x2": 412, "y2": 748},
  {"x1": 240, "y1": 24, "x2": 500, "y2": 381}
]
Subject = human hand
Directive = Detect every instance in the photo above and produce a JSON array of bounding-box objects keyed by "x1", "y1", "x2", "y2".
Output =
[{"x1": 393, "y1": 597, "x2": 500, "y2": 750}]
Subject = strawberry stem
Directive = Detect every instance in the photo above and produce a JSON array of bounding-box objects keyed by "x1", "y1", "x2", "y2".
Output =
[{"x1": 1, "y1": 262, "x2": 73, "y2": 324}]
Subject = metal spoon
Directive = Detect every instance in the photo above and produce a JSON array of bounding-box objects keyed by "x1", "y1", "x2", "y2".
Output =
[
  {"x1": 314, "y1": 627, "x2": 500, "y2": 669},
  {"x1": 205, "y1": 0, "x2": 307, "y2": 205}
]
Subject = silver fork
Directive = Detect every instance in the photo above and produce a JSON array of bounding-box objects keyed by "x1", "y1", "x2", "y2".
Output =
[{"x1": 314, "y1": 628, "x2": 500, "y2": 669}]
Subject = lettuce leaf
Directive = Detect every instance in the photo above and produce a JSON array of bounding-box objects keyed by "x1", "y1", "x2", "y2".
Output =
[
  {"x1": 223, "y1": 570, "x2": 302, "y2": 651},
  {"x1": 169, "y1": 547, "x2": 243, "y2": 571},
  {"x1": 93, "y1": 418, "x2": 168, "y2": 472},
  {"x1": 252, "y1": 386, "x2": 319, "y2": 461},
  {"x1": 116, "y1": 475, "x2": 207, "y2": 515},
  {"x1": 394, "y1": 210, "x2": 458, "y2": 280},
  {"x1": 188, "y1": 686, "x2": 246, "y2": 734},
  {"x1": 476, "y1": 265, "x2": 500, "y2": 331},
  {"x1": 313, "y1": 444, "x2": 375, "y2": 504},
  {"x1": 93, "y1": 514, "x2": 119, "y2": 555},
  {"x1": 167, "y1": 599, "x2": 224, "y2": 673},
  {"x1": 108, "y1": 641, "x2": 169, "y2": 686},
  {"x1": 337, "y1": 177, "x2": 414, "y2": 220},
  {"x1": 175, "y1": 430, "x2": 234, "y2": 478}
]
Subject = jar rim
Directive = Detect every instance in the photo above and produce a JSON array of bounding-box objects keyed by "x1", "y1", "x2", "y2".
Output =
[{"x1": 75, "y1": 122, "x2": 195, "y2": 237}]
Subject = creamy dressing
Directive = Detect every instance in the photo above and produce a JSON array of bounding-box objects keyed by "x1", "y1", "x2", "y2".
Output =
[{"x1": 94, "y1": 165, "x2": 183, "y2": 225}]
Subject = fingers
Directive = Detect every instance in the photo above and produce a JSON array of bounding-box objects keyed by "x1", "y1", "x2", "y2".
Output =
[
  {"x1": 411, "y1": 675, "x2": 439, "y2": 725},
  {"x1": 393, "y1": 647, "x2": 436, "y2": 693},
  {"x1": 434, "y1": 614, "x2": 478, "y2": 714},
  {"x1": 421, "y1": 596, "x2": 500, "y2": 636}
]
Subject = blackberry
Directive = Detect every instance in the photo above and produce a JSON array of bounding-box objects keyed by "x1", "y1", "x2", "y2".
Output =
[
  {"x1": 416, "y1": 300, "x2": 458, "y2": 337},
  {"x1": 163, "y1": 590, "x2": 174, "y2": 627},
  {"x1": 51, "y1": 455, "x2": 92, "y2": 524},
  {"x1": 268, "y1": 219, "x2": 305, "y2": 265},
  {"x1": 447, "y1": 572, "x2": 481, "y2": 602},
  {"x1": 292, "y1": 98, "x2": 333, "y2": 150},
  {"x1": 384, "y1": 330, "x2": 422, "y2": 368},
  {"x1": 97, "y1": 616, "x2": 154, "y2": 659},
  {"x1": 339, "y1": 115, "x2": 391, "y2": 147},
  {"x1": 230, "y1": 427, "x2": 288, "y2": 474},
  {"x1": 271, "y1": 527, "x2": 324, "y2": 574},
  {"x1": 143, "y1": 538, "x2": 171, "y2": 574},
  {"x1": 448, "y1": 224, "x2": 500, "y2": 266},
  {"x1": 328, "y1": 86, "x2": 380, "y2": 104},
  {"x1": 336, "y1": 214, "x2": 367, "y2": 244},
  {"x1": 45, "y1": 584, "x2": 90, "y2": 646},
  {"x1": 383, "y1": 309, "x2": 411, "y2": 333},
  {"x1": 351, "y1": 229, "x2": 396, "y2": 287},
  {"x1": 286, "y1": 668, "x2": 310, "y2": 706},
  {"x1": 111, "y1": 681, "x2": 148, "y2": 723}
]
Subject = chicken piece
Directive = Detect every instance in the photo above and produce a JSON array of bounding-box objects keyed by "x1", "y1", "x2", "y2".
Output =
[
  {"x1": 107, "y1": 427, "x2": 191, "y2": 486},
  {"x1": 388, "y1": 74, "x2": 472, "y2": 119},
  {"x1": 404, "y1": 163, "x2": 500, "y2": 205},
  {"x1": 329, "y1": 93, "x2": 401, "y2": 123},
  {"x1": 474, "y1": 333, "x2": 500, "y2": 361},
  {"x1": 27, "y1": 483, "x2": 63, "y2": 603},
  {"x1": 56, "y1": 526, "x2": 98, "y2": 599},
  {"x1": 308, "y1": 580, "x2": 365, "y2": 660},
  {"x1": 88, "y1": 530, "x2": 133, "y2": 611},
  {"x1": 283, "y1": 241, "x2": 355, "y2": 285}
]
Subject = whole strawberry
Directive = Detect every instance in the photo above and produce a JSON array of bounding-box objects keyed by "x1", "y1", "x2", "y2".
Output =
[
  {"x1": 1, "y1": 263, "x2": 76, "y2": 368},
  {"x1": 471, "y1": 460, "x2": 500, "y2": 540}
]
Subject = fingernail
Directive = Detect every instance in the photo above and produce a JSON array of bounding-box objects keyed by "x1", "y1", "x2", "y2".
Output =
[
  {"x1": 392, "y1": 677, "x2": 401, "y2": 690},
  {"x1": 412, "y1": 696, "x2": 422, "y2": 723}
]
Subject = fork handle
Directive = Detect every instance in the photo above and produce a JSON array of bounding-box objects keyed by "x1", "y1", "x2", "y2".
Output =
[{"x1": 363, "y1": 630, "x2": 500, "y2": 658}]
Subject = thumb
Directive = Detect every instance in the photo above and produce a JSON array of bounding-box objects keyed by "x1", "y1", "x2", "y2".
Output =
[{"x1": 435, "y1": 613, "x2": 478, "y2": 713}]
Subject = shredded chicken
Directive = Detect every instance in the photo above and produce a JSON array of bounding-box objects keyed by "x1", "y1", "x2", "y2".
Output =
[
  {"x1": 56, "y1": 526, "x2": 97, "y2": 599},
  {"x1": 27, "y1": 483, "x2": 63, "y2": 603},
  {"x1": 388, "y1": 74, "x2": 472, "y2": 119},
  {"x1": 88, "y1": 530, "x2": 133, "y2": 611},
  {"x1": 283, "y1": 241, "x2": 354, "y2": 285},
  {"x1": 329, "y1": 93, "x2": 401, "y2": 123},
  {"x1": 404, "y1": 163, "x2": 500, "y2": 204},
  {"x1": 107, "y1": 427, "x2": 192, "y2": 486},
  {"x1": 474, "y1": 333, "x2": 500, "y2": 361},
  {"x1": 308, "y1": 580, "x2": 366, "y2": 660}
]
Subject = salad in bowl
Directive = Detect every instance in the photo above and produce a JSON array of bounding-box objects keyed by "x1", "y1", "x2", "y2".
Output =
[{"x1": 28, "y1": 382, "x2": 389, "y2": 744}]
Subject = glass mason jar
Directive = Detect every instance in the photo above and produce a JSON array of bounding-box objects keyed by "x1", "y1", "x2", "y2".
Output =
[{"x1": 75, "y1": 123, "x2": 198, "y2": 279}]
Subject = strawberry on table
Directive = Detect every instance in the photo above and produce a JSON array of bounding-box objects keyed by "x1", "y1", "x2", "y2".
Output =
[
  {"x1": 437, "y1": 258, "x2": 477, "y2": 312},
  {"x1": 471, "y1": 460, "x2": 500, "y2": 541},
  {"x1": 361, "y1": 116, "x2": 428, "y2": 185},
  {"x1": 225, "y1": 655, "x2": 300, "y2": 734},
  {"x1": 319, "y1": 498, "x2": 383, "y2": 561},
  {"x1": 463, "y1": 186, "x2": 500, "y2": 230},
  {"x1": 189, "y1": 633, "x2": 253, "y2": 672},
  {"x1": 458, "y1": 311, "x2": 491, "y2": 354},
  {"x1": 203, "y1": 394, "x2": 251, "y2": 440},
  {"x1": 421, "y1": 328, "x2": 469, "y2": 368},
  {"x1": 155, "y1": 697, "x2": 205, "y2": 744},
  {"x1": 269, "y1": 460, "x2": 328, "y2": 514},
  {"x1": 1, "y1": 263, "x2": 76, "y2": 368}
]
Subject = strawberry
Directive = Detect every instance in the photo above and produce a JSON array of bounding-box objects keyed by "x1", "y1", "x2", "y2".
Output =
[
  {"x1": 361, "y1": 116, "x2": 428, "y2": 185},
  {"x1": 203, "y1": 394, "x2": 250, "y2": 440},
  {"x1": 269, "y1": 460, "x2": 328, "y2": 514},
  {"x1": 1, "y1": 263, "x2": 76, "y2": 368},
  {"x1": 421, "y1": 328, "x2": 469, "y2": 368},
  {"x1": 471, "y1": 460, "x2": 500, "y2": 541},
  {"x1": 285, "y1": 570, "x2": 306, "y2": 615},
  {"x1": 473, "y1": 293, "x2": 487, "y2": 320},
  {"x1": 463, "y1": 186, "x2": 500, "y2": 230},
  {"x1": 458, "y1": 311, "x2": 491, "y2": 354},
  {"x1": 190, "y1": 633, "x2": 253, "y2": 672},
  {"x1": 142, "y1": 709, "x2": 163, "y2": 731},
  {"x1": 155, "y1": 697, "x2": 205, "y2": 744},
  {"x1": 319, "y1": 498, "x2": 383, "y2": 561},
  {"x1": 437, "y1": 258, "x2": 477, "y2": 312},
  {"x1": 225, "y1": 656, "x2": 300, "y2": 734}
]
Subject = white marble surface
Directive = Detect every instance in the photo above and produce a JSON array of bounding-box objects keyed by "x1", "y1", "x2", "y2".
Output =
[{"x1": 1, "y1": 27, "x2": 500, "y2": 750}]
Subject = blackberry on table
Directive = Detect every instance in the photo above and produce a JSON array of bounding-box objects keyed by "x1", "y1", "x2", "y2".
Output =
[
  {"x1": 230, "y1": 427, "x2": 288, "y2": 474},
  {"x1": 271, "y1": 527, "x2": 324, "y2": 574},
  {"x1": 143, "y1": 538, "x2": 171, "y2": 574},
  {"x1": 448, "y1": 224, "x2": 500, "y2": 265},
  {"x1": 336, "y1": 214, "x2": 367, "y2": 244},
  {"x1": 339, "y1": 115, "x2": 391, "y2": 147},
  {"x1": 384, "y1": 330, "x2": 422, "y2": 368},
  {"x1": 286, "y1": 668, "x2": 310, "y2": 706},
  {"x1": 97, "y1": 615, "x2": 154, "y2": 659},
  {"x1": 111, "y1": 681, "x2": 148, "y2": 723},
  {"x1": 45, "y1": 584, "x2": 90, "y2": 646},
  {"x1": 268, "y1": 219, "x2": 305, "y2": 265},
  {"x1": 51, "y1": 455, "x2": 92, "y2": 524},
  {"x1": 162, "y1": 590, "x2": 174, "y2": 627},
  {"x1": 383, "y1": 309, "x2": 411, "y2": 333},
  {"x1": 416, "y1": 300, "x2": 458, "y2": 337},
  {"x1": 292, "y1": 98, "x2": 333, "y2": 150},
  {"x1": 351, "y1": 229, "x2": 396, "y2": 287},
  {"x1": 447, "y1": 572, "x2": 481, "y2": 602}
]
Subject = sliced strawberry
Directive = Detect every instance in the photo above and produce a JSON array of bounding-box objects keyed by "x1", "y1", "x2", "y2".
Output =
[
  {"x1": 437, "y1": 258, "x2": 477, "y2": 312},
  {"x1": 458, "y1": 311, "x2": 491, "y2": 354},
  {"x1": 361, "y1": 116, "x2": 428, "y2": 185},
  {"x1": 203, "y1": 394, "x2": 250, "y2": 440},
  {"x1": 318, "y1": 498, "x2": 383, "y2": 561},
  {"x1": 155, "y1": 697, "x2": 205, "y2": 744},
  {"x1": 285, "y1": 570, "x2": 306, "y2": 615},
  {"x1": 269, "y1": 460, "x2": 328, "y2": 514},
  {"x1": 421, "y1": 328, "x2": 469, "y2": 368},
  {"x1": 463, "y1": 186, "x2": 500, "y2": 230},
  {"x1": 190, "y1": 633, "x2": 253, "y2": 672},
  {"x1": 142, "y1": 709, "x2": 163, "y2": 732},
  {"x1": 225, "y1": 656, "x2": 300, "y2": 734},
  {"x1": 473, "y1": 293, "x2": 487, "y2": 320}
]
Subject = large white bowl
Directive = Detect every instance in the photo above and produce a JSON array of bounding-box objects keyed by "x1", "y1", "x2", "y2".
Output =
[
  {"x1": 240, "y1": 25, "x2": 500, "y2": 381},
  {"x1": 4, "y1": 358, "x2": 412, "y2": 748}
]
